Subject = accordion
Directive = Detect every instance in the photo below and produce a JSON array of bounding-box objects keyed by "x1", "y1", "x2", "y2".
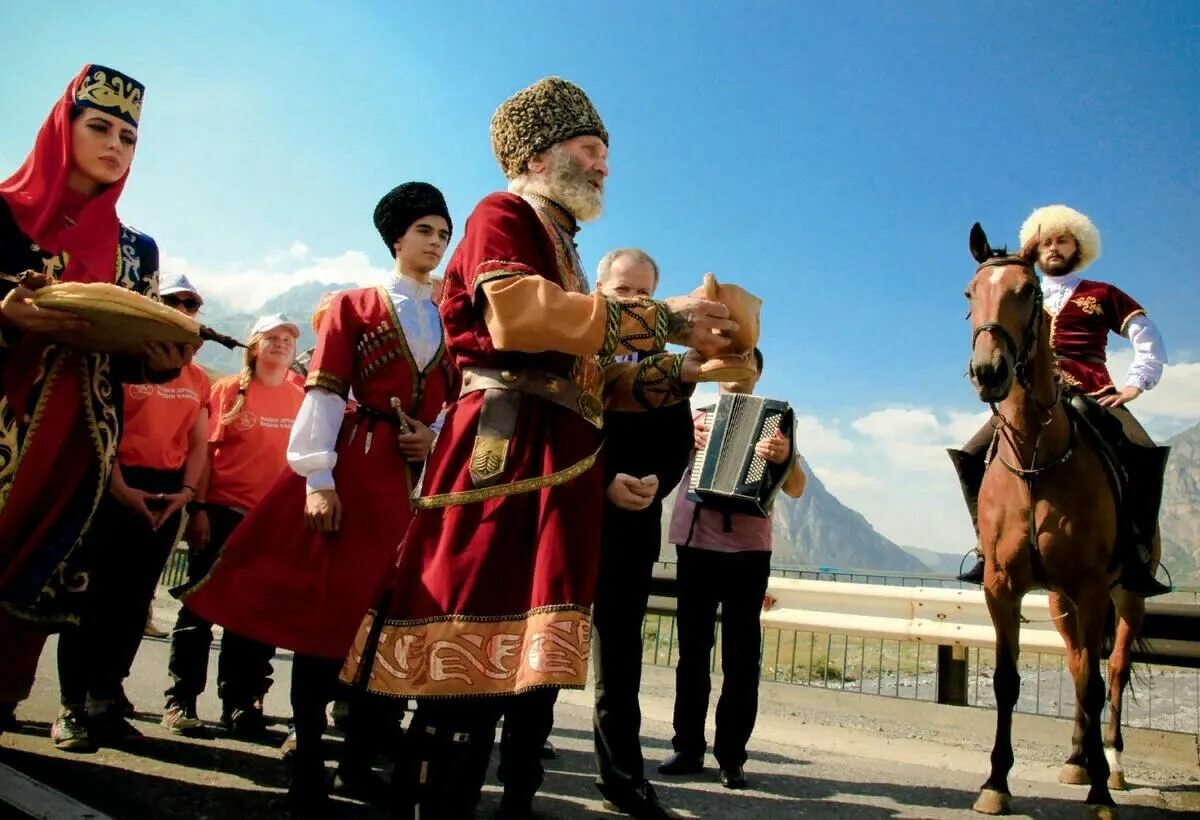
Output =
[{"x1": 687, "y1": 394, "x2": 794, "y2": 517}]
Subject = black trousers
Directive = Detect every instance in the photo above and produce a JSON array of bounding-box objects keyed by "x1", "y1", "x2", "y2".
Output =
[
  {"x1": 58, "y1": 467, "x2": 184, "y2": 708},
  {"x1": 289, "y1": 653, "x2": 403, "y2": 774},
  {"x1": 164, "y1": 505, "x2": 275, "y2": 706},
  {"x1": 671, "y1": 545, "x2": 771, "y2": 769},
  {"x1": 592, "y1": 519, "x2": 661, "y2": 788},
  {"x1": 396, "y1": 689, "x2": 557, "y2": 818}
]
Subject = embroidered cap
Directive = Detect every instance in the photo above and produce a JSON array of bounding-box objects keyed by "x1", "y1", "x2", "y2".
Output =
[
  {"x1": 490, "y1": 77, "x2": 608, "y2": 179},
  {"x1": 73, "y1": 64, "x2": 144, "y2": 128},
  {"x1": 251, "y1": 312, "x2": 301, "y2": 338},
  {"x1": 1019, "y1": 205, "x2": 1102, "y2": 274}
]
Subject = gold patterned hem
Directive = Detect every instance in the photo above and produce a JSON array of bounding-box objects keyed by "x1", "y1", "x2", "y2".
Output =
[
  {"x1": 412, "y1": 444, "x2": 601, "y2": 509},
  {"x1": 340, "y1": 606, "x2": 592, "y2": 699}
]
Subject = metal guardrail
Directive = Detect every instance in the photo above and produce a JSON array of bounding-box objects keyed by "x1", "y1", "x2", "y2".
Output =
[
  {"x1": 643, "y1": 561, "x2": 1200, "y2": 736},
  {"x1": 158, "y1": 549, "x2": 1200, "y2": 734}
]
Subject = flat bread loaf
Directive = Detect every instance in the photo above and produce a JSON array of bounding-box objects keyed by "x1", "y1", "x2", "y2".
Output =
[{"x1": 32, "y1": 282, "x2": 202, "y2": 354}]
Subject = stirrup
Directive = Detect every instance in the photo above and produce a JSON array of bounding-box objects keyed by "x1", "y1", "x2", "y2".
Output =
[
  {"x1": 1118, "y1": 561, "x2": 1172, "y2": 598},
  {"x1": 956, "y1": 551, "x2": 985, "y2": 585}
]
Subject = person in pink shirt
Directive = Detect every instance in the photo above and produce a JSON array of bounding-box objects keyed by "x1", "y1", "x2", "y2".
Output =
[{"x1": 659, "y1": 348, "x2": 806, "y2": 791}]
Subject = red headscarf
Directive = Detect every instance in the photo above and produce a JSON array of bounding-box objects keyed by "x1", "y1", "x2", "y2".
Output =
[{"x1": 0, "y1": 64, "x2": 132, "y2": 283}]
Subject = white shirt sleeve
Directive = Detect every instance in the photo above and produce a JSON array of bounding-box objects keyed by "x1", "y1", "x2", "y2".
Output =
[
  {"x1": 1123, "y1": 314, "x2": 1168, "y2": 391},
  {"x1": 287, "y1": 388, "x2": 347, "y2": 492}
]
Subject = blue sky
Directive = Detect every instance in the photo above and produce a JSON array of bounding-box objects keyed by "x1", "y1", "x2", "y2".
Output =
[{"x1": 4, "y1": 1, "x2": 1197, "y2": 553}]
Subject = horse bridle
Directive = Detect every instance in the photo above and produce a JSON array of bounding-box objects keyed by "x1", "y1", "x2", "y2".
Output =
[
  {"x1": 970, "y1": 255, "x2": 1044, "y2": 391},
  {"x1": 971, "y1": 255, "x2": 1073, "y2": 560}
]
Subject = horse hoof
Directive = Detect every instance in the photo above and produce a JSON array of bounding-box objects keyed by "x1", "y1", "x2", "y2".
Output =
[
  {"x1": 973, "y1": 789, "x2": 1011, "y2": 815},
  {"x1": 1107, "y1": 770, "x2": 1128, "y2": 791},
  {"x1": 1059, "y1": 764, "x2": 1090, "y2": 785},
  {"x1": 1083, "y1": 804, "x2": 1117, "y2": 819}
]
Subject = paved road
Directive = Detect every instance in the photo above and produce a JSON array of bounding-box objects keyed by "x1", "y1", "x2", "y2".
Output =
[{"x1": 2, "y1": 620, "x2": 1198, "y2": 819}]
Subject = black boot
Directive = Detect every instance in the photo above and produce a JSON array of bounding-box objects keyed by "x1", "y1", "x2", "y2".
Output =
[
  {"x1": 947, "y1": 448, "x2": 988, "y2": 585},
  {"x1": 1116, "y1": 445, "x2": 1172, "y2": 597},
  {"x1": 394, "y1": 718, "x2": 489, "y2": 820},
  {"x1": 286, "y1": 753, "x2": 330, "y2": 819}
]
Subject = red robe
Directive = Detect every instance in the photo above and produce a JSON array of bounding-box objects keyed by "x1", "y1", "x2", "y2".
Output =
[
  {"x1": 341, "y1": 193, "x2": 689, "y2": 698},
  {"x1": 180, "y1": 286, "x2": 456, "y2": 659},
  {"x1": 1048, "y1": 279, "x2": 1146, "y2": 395}
]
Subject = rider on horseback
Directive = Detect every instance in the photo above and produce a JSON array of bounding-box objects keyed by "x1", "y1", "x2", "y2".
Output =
[{"x1": 953, "y1": 204, "x2": 1172, "y2": 597}]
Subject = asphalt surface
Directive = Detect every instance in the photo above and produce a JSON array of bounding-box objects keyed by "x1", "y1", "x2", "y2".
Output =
[{"x1": 2, "y1": 611, "x2": 1199, "y2": 819}]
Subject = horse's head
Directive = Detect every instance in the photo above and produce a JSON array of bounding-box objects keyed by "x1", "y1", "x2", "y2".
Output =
[{"x1": 965, "y1": 223, "x2": 1042, "y2": 403}]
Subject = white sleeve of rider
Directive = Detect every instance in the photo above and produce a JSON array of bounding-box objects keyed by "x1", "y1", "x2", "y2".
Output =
[{"x1": 1123, "y1": 315, "x2": 1167, "y2": 392}]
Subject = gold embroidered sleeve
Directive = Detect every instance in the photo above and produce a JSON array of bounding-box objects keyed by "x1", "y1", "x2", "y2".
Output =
[
  {"x1": 603, "y1": 353, "x2": 693, "y2": 412},
  {"x1": 307, "y1": 369, "x2": 350, "y2": 400},
  {"x1": 480, "y1": 277, "x2": 670, "y2": 357}
]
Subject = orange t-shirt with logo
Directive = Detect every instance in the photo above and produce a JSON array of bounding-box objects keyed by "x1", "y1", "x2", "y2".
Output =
[
  {"x1": 119, "y1": 363, "x2": 212, "y2": 470},
  {"x1": 206, "y1": 374, "x2": 305, "y2": 511}
]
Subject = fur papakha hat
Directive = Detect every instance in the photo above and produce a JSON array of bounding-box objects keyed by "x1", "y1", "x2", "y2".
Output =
[
  {"x1": 373, "y1": 182, "x2": 452, "y2": 257},
  {"x1": 490, "y1": 77, "x2": 608, "y2": 179},
  {"x1": 1019, "y1": 204, "x2": 1102, "y2": 273}
]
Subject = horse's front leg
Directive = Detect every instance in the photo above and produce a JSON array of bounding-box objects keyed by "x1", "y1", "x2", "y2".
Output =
[
  {"x1": 1050, "y1": 592, "x2": 1091, "y2": 785},
  {"x1": 974, "y1": 590, "x2": 1022, "y2": 816},
  {"x1": 1105, "y1": 588, "x2": 1145, "y2": 791},
  {"x1": 1072, "y1": 585, "x2": 1118, "y2": 817}
]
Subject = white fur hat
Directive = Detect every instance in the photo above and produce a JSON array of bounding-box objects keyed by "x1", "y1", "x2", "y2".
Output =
[{"x1": 1019, "y1": 205, "x2": 1102, "y2": 274}]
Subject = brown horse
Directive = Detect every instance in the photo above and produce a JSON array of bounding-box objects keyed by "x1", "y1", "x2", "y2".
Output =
[{"x1": 963, "y1": 223, "x2": 1153, "y2": 818}]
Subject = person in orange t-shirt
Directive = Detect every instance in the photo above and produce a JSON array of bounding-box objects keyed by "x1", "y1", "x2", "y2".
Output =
[
  {"x1": 51, "y1": 273, "x2": 212, "y2": 753},
  {"x1": 163, "y1": 313, "x2": 303, "y2": 738}
]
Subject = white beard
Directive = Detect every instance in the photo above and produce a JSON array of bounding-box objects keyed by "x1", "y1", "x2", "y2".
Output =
[{"x1": 509, "y1": 144, "x2": 604, "y2": 222}]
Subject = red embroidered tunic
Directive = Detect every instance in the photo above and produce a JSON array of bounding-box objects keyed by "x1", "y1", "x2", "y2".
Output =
[
  {"x1": 181, "y1": 286, "x2": 456, "y2": 659},
  {"x1": 340, "y1": 193, "x2": 689, "y2": 698},
  {"x1": 1047, "y1": 279, "x2": 1146, "y2": 395}
]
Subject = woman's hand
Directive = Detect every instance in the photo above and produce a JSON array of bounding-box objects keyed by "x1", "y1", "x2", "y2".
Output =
[
  {"x1": 0, "y1": 285, "x2": 89, "y2": 334},
  {"x1": 110, "y1": 481, "x2": 158, "y2": 528}
]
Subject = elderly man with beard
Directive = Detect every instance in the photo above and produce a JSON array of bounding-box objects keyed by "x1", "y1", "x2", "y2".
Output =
[
  {"x1": 951, "y1": 204, "x2": 1170, "y2": 597},
  {"x1": 338, "y1": 77, "x2": 734, "y2": 820}
]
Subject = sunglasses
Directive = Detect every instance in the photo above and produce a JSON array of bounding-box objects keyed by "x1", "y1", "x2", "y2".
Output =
[{"x1": 163, "y1": 295, "x2": 203, "y2": 313}]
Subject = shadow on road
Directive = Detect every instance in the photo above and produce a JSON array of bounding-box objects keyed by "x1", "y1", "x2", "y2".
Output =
[{"x1": 3, "y1": 719, "x2": 1193, "y2": 819}]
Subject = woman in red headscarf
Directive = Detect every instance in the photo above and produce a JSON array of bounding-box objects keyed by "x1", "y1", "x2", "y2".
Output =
[{"x1": 0, "y1": 64, "x2": 192, "y2": 728}]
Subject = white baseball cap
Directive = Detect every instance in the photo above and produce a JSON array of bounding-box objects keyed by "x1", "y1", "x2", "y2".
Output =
[
  {"x1": 251, "y1": 313, "x2": 301, "y2": 337},
  {"x1": 159, "y1": 272, "x2": 202, "y2": 300}
]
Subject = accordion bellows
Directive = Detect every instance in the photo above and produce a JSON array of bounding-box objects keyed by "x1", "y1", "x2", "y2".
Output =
[{"x1": 32, "y1": 282, "x2": 203, "y2": 354}]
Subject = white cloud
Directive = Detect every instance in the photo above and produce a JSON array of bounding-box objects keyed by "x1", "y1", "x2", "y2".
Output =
[
  {"x1": 1107, "y1": 350, "x2": 1200, "y2": 439},
  {"x1": 161, "y1": 245, "x2": 391, "y2": 311},
  {"x1": 794, "y1": 413, "x2": 855, "y2": 459},
  {"x1": 853, "y1": 407, "x2": 943, "y2": 443}
]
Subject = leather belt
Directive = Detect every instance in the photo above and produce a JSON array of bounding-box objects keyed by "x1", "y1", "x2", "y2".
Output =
[
  {"x1": 460, "y1": 366, "x2": 585, "y2": 417},
  {"x1": 460, "y1": 366, "x2": 593, "y2": 488}
]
